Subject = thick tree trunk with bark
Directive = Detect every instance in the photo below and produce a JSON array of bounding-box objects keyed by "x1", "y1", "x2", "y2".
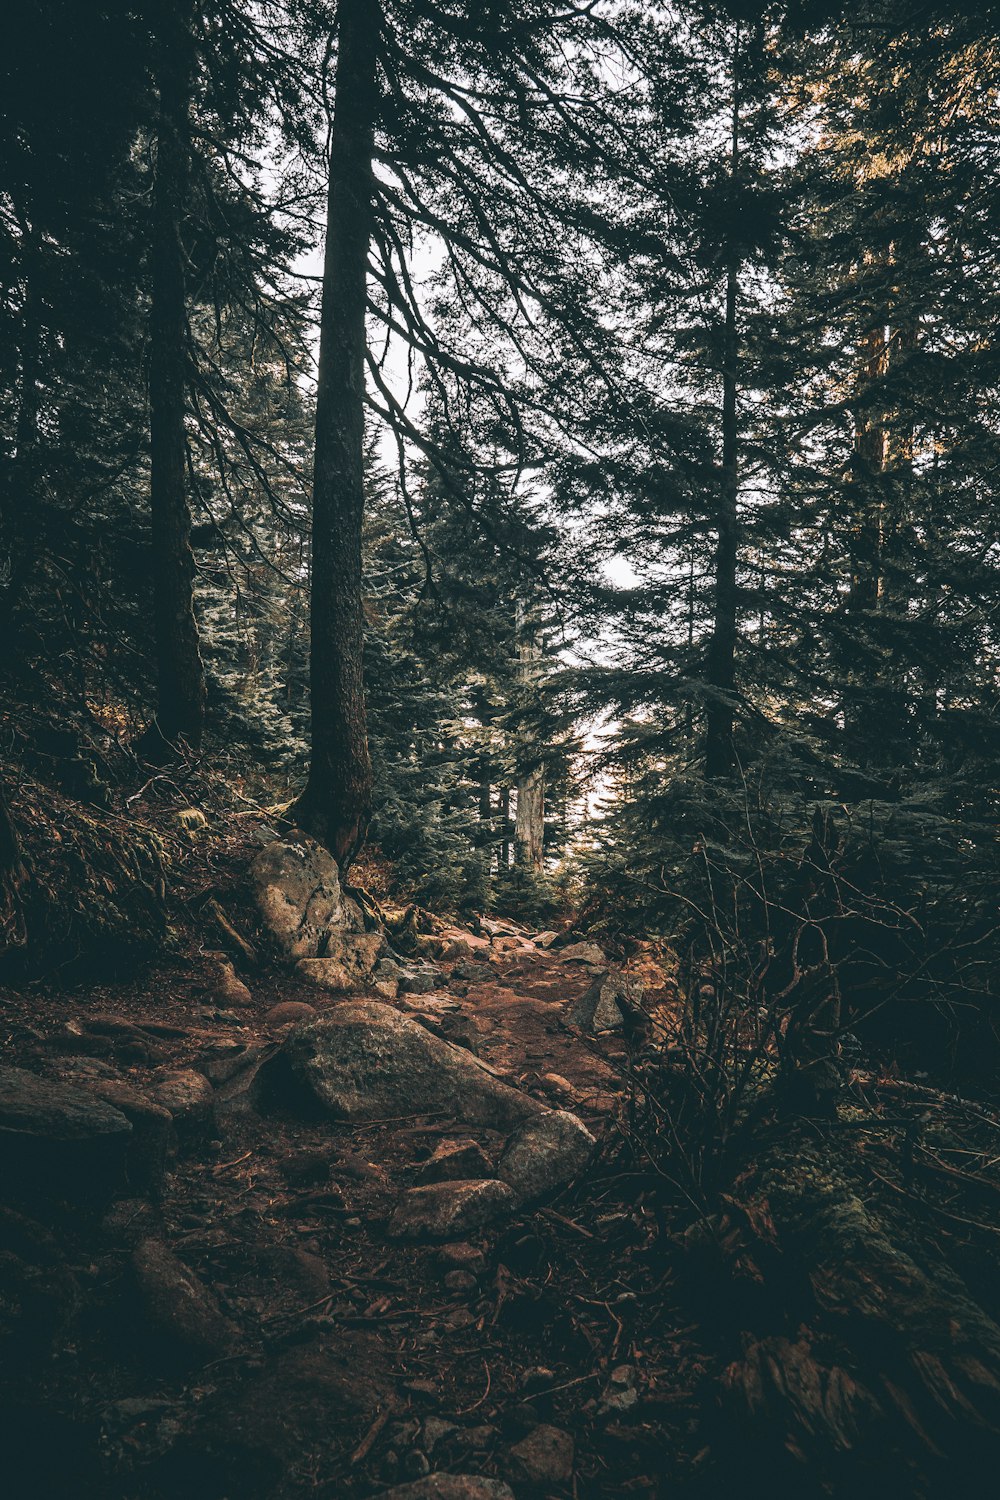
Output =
[
  {"x1": 0, "y1": 777, "x2": 27, "y2": 955},
  {"x1": 146, "y1": 5, "x2": 206, "y2": 754},
  {"x1": 288, "y1": 0, "x2": 378, "y2": 870},
  {"x1": 705, "y1": 37, "x2": 741, "y2": 781}
]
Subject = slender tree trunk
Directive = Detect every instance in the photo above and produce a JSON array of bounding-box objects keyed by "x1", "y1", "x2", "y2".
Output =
[
  {"x1": 288, "y1": 0, "x2": 378, "y2": 868},
  {"x1": 501, "y1": 787, "x2": 512, "y2": 869},
  {"x1": 514, "y1": 602, "x2": 545, "y2": 872},
  {"x1": 705, "y1": 30, "x2": 741, "y2": 780},
  {"x1": 145, "y1": 4, "x2": 205, "y2": 754},
  {"x1": 0, "y1": 218, "x2": 42, "y2": 628}
]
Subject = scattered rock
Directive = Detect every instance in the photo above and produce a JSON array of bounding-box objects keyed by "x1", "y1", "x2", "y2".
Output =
[
  {"x1": 251, "y1": 835, "x2": 364, "y2": 960},
  {"x1": 0, "y1": 1065, "x2": 133, "y2": 1204},
  {"x1": 175, "y1": 807, "x2": 208, "y2": 834},
  {"x1": 280, "y1": 1148, "x2": 333, "y2": 1188},
  {"x1": 540, "y1": 1072, "x2": 579, "y2": 1105},
  {"x1": 265, "y1": 1000, "x2": 317, "y2": 1030},
  {"x1": 210, "y1": 957, "x2": 253, "y2": 1008},
  {"x1": 149, "y1": 1068, "x2": 215, "y2": 1142},
  {"x1": 439, "y1": 938, "x2": 476, "y2": 962},
  {"x1": 374, "y1": 1478, "x2": 515, "y2": 1500},
  {"x1": 498, "y1": 1110, "x2": 595, "y2": 1204},
  {"x1": 400, "y1": 970, "x2": 439, "y2": 996},
  {"x1": 277, "y1": 1002, "x2": 544, "y2": 1129},
  {"x1": 443, "y1": 1269, "x2": 478, "y2": 1294},
  {"x1": 132, "y1": 1238, "x2": 239, "y2": 1364},
  {"x1": 534, "y1": 931, "x2": 559, "y2": 949},
  {"x1": 598, "y1": 1364, "x2": 640, "y2": 1416},
  {"x1": 388, "y1": 1180, "x2": 518, "y2": 1241},
  {"x1": 520, "y1": 1366, "x2": 557, "y2": 1393},
  {"x1": 421, "y1": 1418, "x2": 459, "y2": 1452},
  {"x1": 451, "y1": 962, "x2": 495, "y2": 984},
  {"x1": 416, "y1": 1139, "x2": 494, "y2": 1184},
  {"x1": 568, "y1": 970, "x2": 632, "y2": 1032},
  {"x1": 557, "y1": 941, "x2": 606, "y2": 966},
  {"x1": 437, "y1": 1242, "x2": 487, "y2": 1273},
  {"x1": 507, "y1": 1423, "x2": 574, "y2": 1485},
  {"x1": 295, "y1": 930, "x2": 388, "y2": 992},
  {"x1": 213, "y1": 1044, "x2": 281, "y2": 1118}
]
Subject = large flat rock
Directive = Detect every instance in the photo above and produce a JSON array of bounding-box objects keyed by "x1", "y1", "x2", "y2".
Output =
[
  {"x1": 388, "y1": 1179, "x2": 517, "y2": 1240},
  {"x1": 279, "y1": 1001, "x2": 544, "y2": 1129},
  {"x1": 0, "y1": 1065, "x2": 133, "y2": 1203}
]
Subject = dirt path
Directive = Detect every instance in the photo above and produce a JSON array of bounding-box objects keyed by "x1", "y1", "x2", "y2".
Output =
[{"x1": 0, "y1": 918, "x2": 710, "y2": 1499}]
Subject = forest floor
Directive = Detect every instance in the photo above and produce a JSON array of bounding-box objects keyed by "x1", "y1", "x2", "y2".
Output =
[{"x1": 6, "y1": 820, "x2": 1000, "y2": 1498}]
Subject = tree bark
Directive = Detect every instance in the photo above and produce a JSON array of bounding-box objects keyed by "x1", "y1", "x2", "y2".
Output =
[
  {"x1": 145, "y1": 3, "x2": 206, "y2": 754},
  {"x1": 704, "y1": 29, "x2": 741, "y2": 780},
  {"x1": 0, "y1": 777, "x2": 28, "y2": 955},
  {"x1": 514, "y1": 602, "x2": 545, "y2": 872},
  {"x1": 288, "y1": 0, "x2": 378, "y2": 868}
]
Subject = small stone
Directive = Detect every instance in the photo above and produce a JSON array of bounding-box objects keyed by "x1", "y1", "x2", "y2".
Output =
[
  {"x1": 598, "y1": 1364, "x2": 640, "y2": 1415},
  {"x1": 211, "y1": 958, "x2": 253, "y2": 1008},
  {"x1": 540, "y1": 1073, "x2": 579, "y2": 1104},
  {"x1": 437, "y1": 1242, "x2": 487, "y2": 1273},
  {"x1": 421, "y1": 1418, "x2": 458, "y2": 1452},
  {"x1": 416, "y1": 1139, "x2": 494, "y2": 1185},
  {"x1": 265, "y1": 1000, "x2": 317, "y2": 1030},
  {"x1": 280, "y1": 1148, "x2": 333, "y2": 1187},
  {"x1": 388, "y1": 1180, "x2": 516, "y2": 1241},
  {"x1": 444, "y1": 1269, "x2": 478, "y2": 1294},
  {"x1": 132, "y1": 1238, "x2": 239, "y2": 1364},
  {"x1": 520, "y1": 1366, "x2": 557, "y2": 1393},
  {"x1": 148, "y1": 1069, "x2": 215, "y2": 1142},
  {"x1": 507, "y1": 1423, "x2": 574, "y2": 1485},
  {"x1": 534, "y1": 931, "x2": 559, "y2": 949},
  {"x1": 558, "y1": 941, "x2": 606, "y2": 966}
]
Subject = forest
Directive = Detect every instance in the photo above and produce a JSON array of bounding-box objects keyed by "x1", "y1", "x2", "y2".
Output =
[{"x1": 3, "y1": 0, "x2": 1000, "y2": 1495}]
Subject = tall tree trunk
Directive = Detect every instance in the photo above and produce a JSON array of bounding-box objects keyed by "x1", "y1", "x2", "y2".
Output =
[
  {"x1": 514, "y1": 602, "x2": 545, "y2": 873},
  {"x1": 704, "y1": 29, "x2": 742, "y2": 781},
  {"x1": 288, "y1": 0, "x2": 378, "y2": 868},
  {"x1": 146, "y1": 4, "x2": 205, "y2": 754}
]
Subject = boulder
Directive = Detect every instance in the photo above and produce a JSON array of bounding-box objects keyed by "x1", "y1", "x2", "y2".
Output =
[
  {"x1": 498, "y1": 1110, "x2": 595, "y2": 1205},
  {"x1": 278, "y1": 1002, "x2": 543, "y2": 1129},
  {"x1": 132, "y1": 1238, "x2": 240, "y2": 1364},
  {"x1": 295, "y1": 932, "x2": 387, "y2": 992},
  {"x1": 0, "y1": 1065, "x2": 133, "y2": 1203},
  {"x1": 416, "y1": 1139, "x2": 494, "y2": 1184},
  {"x1": 388, "y1": 1180, "x2": 517, "y2": 1240},
  {"x1": 374, "y1": 1478, "x2": 515, "y2": 1500},
  {"x1": 451, "y1": 962, "x2": 495, "y2": 984},
  {"x1": 507, "y1": 1424, "x2": 574, "y2": 1485},
  {"x1": 558, "y1": 941, "x2": 606, "y2": 966},
  {"x1": 148, "y1": 1069, "x2": 215, "y2": 1142},
  {"x1": 250, "y1": 835, "x2": 364, "y2": 960},
  {"x1": 568, "y1": 970, "x2": 631, "y2": 1032},
  {"x1": 399, "y1": 969, "x2": 438, "y2": 996},
  {"x1": 534, "y1": 931, "x2": 559, "y2": 949},
  {"x1": 265, "y1": 1001, "x2": 317, "y2": 1030}
]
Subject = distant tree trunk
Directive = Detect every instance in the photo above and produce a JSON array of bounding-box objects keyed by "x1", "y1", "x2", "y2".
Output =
[
  {"x1": 145, "y1": 4, "x2": 206, "y2": 754},
  {"x1": 514, "y1": 602, "x2": 545, "y2": 873},
  {"x1": 705, "y1": 29, "x2": 741, "y2": 780},
  {"x1": 288, "y1": 0, "x2": 378, "y2": 869},
  {"x1": 501, "y1": 787, "x2": 512, "y2": 869},
  {"x1": 0, "y1": 217, "x2": 42, "y2": 629}
]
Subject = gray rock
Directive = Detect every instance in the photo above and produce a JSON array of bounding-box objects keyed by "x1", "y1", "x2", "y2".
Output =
[
  {"x1": 567, "y1": 970, "x2": 632, "y2": 1032},
  {"x1": 507, "y1": 1424, "x2": 574, "y2": 1484},
  {"x1": 598, "y1": 1364, "x2": 640, "y2": 1416},
  {"x1": 443, "y1": 1269, "x2": 478, "y2": 1294},
  {"x1": 498, "y1": 1110, "x2": 595, "y2": 1205},
  {"x1": 279, "y1": 1001, "x2": 543, "y2": 1129},
  {"x1": 400, "y1": 970, "x2": 438, "y2": 996},
  {"x1": 450, "y1": 962, "x2": 495, "y2": 984},
  {"x1": 437, "y1": 1242, "x2": 487, "y2": 1273},
  {"x1": 264, "y1": 1000, "x2": 317, "y2": 1029},
  {"x1": 132, "y1": 1238, "x2": 239, "y2": 1364},
  {"x1": 421, "y1": 1418, "x2": 459, "y2": 1453},
  {"x1": 388, "y1": 1180, "x2": 517, "y2": 1241},
  {"x1": 149, "y1": 1068, "x2": 215, "y2": 1142},
  {"x1": 534, "y1": 930, "x2": 559, "y2": 949},
  {"x1": 374, "y1": 1477, "x2": 515, "y2": 1500},
  {"x1": 296, "y1": 931, "x2": 387, "y2": 991},
  {"x1": 416, "y1": 1139, "x2": 494, "y2": 1184},
  {"x1": 0, "y1": 1065, "x2": 133, "y2": 1203},
  {"x1": 213, "y1": 1043, "x2": 281, "y2": 1118},
  {"x1": 250, "y1": 835, "x2": 364, "y2": 960},
  {"x1": 558, "y1": 941, "x2": 606, "y2": 966}
]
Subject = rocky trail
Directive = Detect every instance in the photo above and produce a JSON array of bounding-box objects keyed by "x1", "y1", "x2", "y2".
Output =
[{"x1": 0, "y1": 832, "x2": 709, "y2": 1500}]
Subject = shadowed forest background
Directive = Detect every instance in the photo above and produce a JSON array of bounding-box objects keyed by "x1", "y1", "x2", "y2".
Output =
[{"x1": 5, "y1": 2, "x2": 1000, "y2": 1497}]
